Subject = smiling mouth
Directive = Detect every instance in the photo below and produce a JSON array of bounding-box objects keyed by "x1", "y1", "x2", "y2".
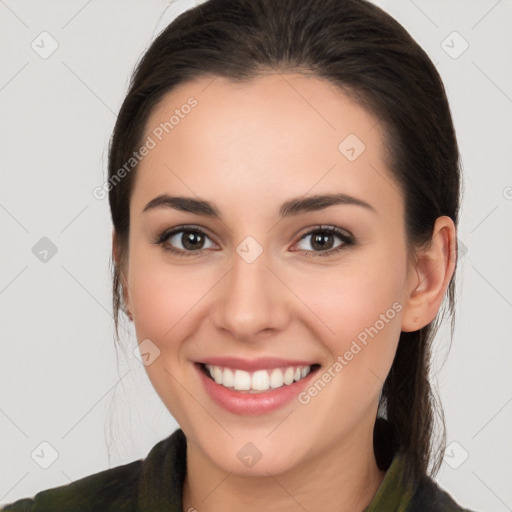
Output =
[{"x1": 198, "y1": 362, "x2": 321, "y2": 394}]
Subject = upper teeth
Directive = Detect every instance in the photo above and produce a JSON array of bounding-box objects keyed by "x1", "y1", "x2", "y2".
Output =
[{"x1": 205, "y1": 364, "x2": 312, "y2": 393}]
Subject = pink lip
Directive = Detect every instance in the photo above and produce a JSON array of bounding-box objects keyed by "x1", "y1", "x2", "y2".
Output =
[
  {"x1": 198, "y1": 356, "x2": 317, "y2": 372},
  {"x1": 195, "y1": 362, "x2": 319, "y2": 415}
]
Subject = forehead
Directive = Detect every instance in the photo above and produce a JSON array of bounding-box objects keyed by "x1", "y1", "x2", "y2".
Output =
[{"x1": 132, "y1": 73, "x2": 401, "y2": 218}]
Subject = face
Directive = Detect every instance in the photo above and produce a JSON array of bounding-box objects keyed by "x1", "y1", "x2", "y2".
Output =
[{"x1": 121, "y1": 72, "x2": 417, "y2": 476}]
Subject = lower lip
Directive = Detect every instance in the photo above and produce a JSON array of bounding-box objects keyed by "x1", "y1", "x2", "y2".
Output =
[{"x1": 195, "y1": 363, "x2": 319, "y2": 415}]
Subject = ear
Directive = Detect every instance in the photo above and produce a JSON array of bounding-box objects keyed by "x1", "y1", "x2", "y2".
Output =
[
  {"x1": 112, "y1": 229, "x2": 132, "y2": 321},
  {"x1": 401, "y1": 216, "x2": 457, "y2": 332}
]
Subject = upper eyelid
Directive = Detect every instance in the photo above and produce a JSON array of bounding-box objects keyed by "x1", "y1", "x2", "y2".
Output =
[
  {"x1": 158, "y1": 224, "x2": 215, "y2": 240},
  {"x1": 296, "y1": 224, "x2": 353, "y2": 239}
]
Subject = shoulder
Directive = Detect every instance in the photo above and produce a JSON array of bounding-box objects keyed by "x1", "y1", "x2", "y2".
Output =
[
  {"x1": 1, "y1": 458, "x2": 142, "y2": 512},
  {"x1": 0, "y1": 429, "x2": 186, "y2": 512},
  {"x1": 410, "y1": 474, "x2": 478, "y2": 512}
]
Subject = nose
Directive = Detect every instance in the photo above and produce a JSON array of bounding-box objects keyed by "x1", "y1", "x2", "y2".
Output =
[{"x1": 212, "y1": 246, "x2": 290, "y2": 342}]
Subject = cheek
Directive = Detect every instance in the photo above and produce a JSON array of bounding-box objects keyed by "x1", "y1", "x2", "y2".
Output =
[
  {"x1": 295, "y1": 249, "x2": 406, "y2": 334},
  {"x1": 126, "y1": 249, "x2": 213, "y2": 423},
  {"x1": 287, "y1": 259, "x2": 406, "y2": 437},
  {"x1": 288, "y1": 247, "x2": 407, "y2": 385},
  {"x1": 128, "y1": 254, "x2": 210, "y2": 344}
]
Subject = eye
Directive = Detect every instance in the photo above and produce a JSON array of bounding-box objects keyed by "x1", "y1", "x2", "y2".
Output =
[
  {"x1": 293, "y1": 225, "x2": 355, "y2": 257},
  {"x1": 153, "y1": 224, "x2": 355, "y2": 258},
  {"x1": 153, "y1": 226, "x2": 216, "y2": 257}
]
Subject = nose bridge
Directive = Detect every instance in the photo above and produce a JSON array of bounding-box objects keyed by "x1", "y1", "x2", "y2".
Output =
[{"x1": 212, "y1": 241, "x2": 288, "y2": 340}]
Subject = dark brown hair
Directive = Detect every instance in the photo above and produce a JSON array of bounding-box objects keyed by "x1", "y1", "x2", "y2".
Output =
[{"x1": 108, "y1": 0, "x2": 461, "y2": 488}]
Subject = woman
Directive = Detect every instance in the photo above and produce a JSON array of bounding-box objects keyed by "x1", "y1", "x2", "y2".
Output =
[{"x1": 2, "y1": 0, "x2": 477, "y2": 510}]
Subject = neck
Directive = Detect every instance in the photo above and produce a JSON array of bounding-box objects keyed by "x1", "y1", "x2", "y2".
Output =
[{"x1": 182, "y1": 422, "x2": 386, "y2": 512}]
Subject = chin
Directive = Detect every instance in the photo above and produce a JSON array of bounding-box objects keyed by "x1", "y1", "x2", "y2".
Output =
[{"x1": 197, "y1": 431, "x2": 308, "y2": 477}]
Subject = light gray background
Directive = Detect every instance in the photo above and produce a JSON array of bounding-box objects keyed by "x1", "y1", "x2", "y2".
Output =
[{"x1": 1, "y1": 0, "x2": 511, "y2": 510}]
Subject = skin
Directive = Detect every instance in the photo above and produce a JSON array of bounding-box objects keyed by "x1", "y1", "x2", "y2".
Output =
[{"x1": 113, "y1": 72, "x2": 456, "y2": 512}]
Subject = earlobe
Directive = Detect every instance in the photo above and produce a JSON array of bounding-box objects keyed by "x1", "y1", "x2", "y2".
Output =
[{"x1": 401, "y1": 216, "x2": 457, "y2": 332}]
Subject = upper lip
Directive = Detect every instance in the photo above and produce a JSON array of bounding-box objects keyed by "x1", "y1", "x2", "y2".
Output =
[{"x1": 198, "y1": 356, "x2": 318, "y2": 372}]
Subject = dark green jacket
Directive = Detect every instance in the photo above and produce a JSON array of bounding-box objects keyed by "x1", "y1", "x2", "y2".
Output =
[{"x1": 1, "y1": 428, "x2": 476, "y2": 511}]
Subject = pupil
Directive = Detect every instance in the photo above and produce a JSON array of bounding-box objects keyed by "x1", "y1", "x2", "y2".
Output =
[
  {"x1": 312, "y1": 233, "x2": 333, "y2": 251},
  {"x1": 183, "y1": 231, "x2": 203, "y2": 250}
]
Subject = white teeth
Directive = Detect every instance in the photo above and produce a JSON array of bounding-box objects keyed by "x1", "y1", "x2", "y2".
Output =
[
  {"x1": 223, "y1": 368, "x2": 234, "y2": 388},
  {"x1": 233, "y1": 369, "x2": 251, "y2": 391},
  {"x1": 301, "y1": 366, "x2": 310, "y2": 378},
  {"x1": 269, "y1": 368, "x2": 283, "y2": 388},
  {"x1": 251, "y1": 370, "x2": 270, "y2": 390},
  {"x1": 283, "y1": 367, "x2": 295, "y2": 385},
  {"x1": 213, "y1": 366, "x2": 223, "y2": 384},
  {"x1": 204, "y1": 364, "x2": 314, "y2": 392}
]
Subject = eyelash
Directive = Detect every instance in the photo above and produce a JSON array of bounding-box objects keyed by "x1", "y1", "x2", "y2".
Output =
[{"x1": 152, "y1": 224, "x2": 355, "y2": 258}]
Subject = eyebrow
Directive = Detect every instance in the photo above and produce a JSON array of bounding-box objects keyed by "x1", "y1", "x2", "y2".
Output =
[{"x1": 142, "y1": 193, "x2": 376, "y2": 218}]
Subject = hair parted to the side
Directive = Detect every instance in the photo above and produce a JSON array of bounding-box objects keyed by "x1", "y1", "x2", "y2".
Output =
[{"x1": 107, "y1": 0, "x2": 461, "y2": 489}]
